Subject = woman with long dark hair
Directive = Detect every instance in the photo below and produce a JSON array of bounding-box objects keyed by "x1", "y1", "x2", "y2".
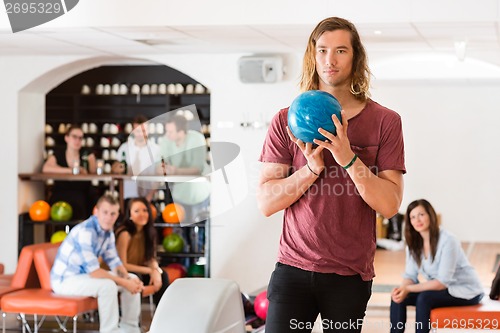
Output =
[
  {"x1": 390, "y1": 199, "x2": 483, "y2": 333},
  {"x1": 115, "y1": 197, "x2": 169, "y2": 305},
  {"x1": 42, "y1": 124, "x2": 97, "y2": 219}
]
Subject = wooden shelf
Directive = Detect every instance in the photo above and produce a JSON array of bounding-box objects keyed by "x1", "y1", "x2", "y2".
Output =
[
  {"x1": 157, "y1": 252, "x2": 206, "y2": 258},
  {"x1": 19, "y1": 173, "x2": 114, "y2": 182},
  {"x1": 21, "y1": 219, "x2": 84, "y2": 226},
  {"x1": 154, "y1": 222, "x2": 206, "y2": 228},
  {"x1": 19, "y1": 173, "x2": 209, "y2": 184}
]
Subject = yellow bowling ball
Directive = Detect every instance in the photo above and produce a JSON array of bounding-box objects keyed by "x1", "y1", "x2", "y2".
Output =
[{"x1": 50, "y1": 231, "x2": 67, "y2": 244}]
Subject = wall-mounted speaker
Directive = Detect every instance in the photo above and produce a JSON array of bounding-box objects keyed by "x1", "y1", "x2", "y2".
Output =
[{"x1": 238, "y1": 56, "x2": 283, "y2": 83}]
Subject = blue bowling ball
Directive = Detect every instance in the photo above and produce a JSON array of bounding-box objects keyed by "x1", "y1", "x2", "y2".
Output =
[{"x1": 287, "y1": 90, "x2": 342, "y2": 143}]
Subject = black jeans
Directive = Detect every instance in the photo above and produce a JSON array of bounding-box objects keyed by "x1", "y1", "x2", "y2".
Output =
[
  {"x1": 266, "y1": 263, "x2": 372, "y2": 333},
  {"x1": 390, "y1": 289, "x2": 482, "y2": 333}
]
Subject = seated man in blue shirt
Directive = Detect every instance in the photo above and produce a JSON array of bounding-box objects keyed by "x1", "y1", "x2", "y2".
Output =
[{"x1": 51, "y1": 194, "x2": 144, "y2": 333}]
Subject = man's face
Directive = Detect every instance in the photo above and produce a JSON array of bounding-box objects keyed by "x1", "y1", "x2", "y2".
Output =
[
  {"x1": 132, "y1": 123, "x2": 148, "y2": 145},
  {"x1": 165, "y1": 123, "x2": 179, "y2": 141},
  {"x1": 95, "y1": 201, "x2": 120, "y2": 231},
  {"x1": 315, "y1": 29, "x2": 354, "y2": 90}
]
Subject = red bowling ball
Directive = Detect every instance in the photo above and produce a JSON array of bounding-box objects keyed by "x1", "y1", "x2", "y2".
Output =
[{"x1": 254, "y1": 290, "x2": 269, "y2": 320}]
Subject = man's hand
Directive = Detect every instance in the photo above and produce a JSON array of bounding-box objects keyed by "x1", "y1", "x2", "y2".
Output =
[
  {"x1": 314, "y1": 110, "x2": 354, "y2": 168},
  {"x1": 286, "y1": 126, "x2": 325, "y2": 175},
  {"x1": 111, "y1": 161, "x2": 126, "y2": 174},
  {"x1": 165, "y1": 164, "x2": 177, "y2": 175},
  {"x1": 123, "y1": 276, "x2": 144, "y2": 294}
]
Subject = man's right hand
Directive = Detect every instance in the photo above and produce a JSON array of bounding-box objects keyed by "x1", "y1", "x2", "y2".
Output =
[
  {"x1": 111, "y1": 161, "x2": 125, "y2": 174},
  {"x1": 286, "y1": 126, "x2": 325, "y2": 174},
  {"x1": 123, "y1": 277, "x2": 144, "y2": 294}
]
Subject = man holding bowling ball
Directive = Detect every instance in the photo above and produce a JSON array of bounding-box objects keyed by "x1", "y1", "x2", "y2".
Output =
[{"x1": 258, "y1": 17, "x2": 406, "y2": 332}]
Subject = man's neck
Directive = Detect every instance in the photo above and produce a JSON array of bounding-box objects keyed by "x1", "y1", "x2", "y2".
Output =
[
  {"x1": 176, "y1": 133, "x2": 186, "y2": 147},
  {"x1": 321, "y1": 85, "x2": 366, "y2": 119},
  {"x1": 134, "y1": 139, "x2": 147, "y2": 147}
]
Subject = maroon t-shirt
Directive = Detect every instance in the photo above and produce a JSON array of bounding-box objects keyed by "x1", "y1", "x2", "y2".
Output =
[{"x1": 259, "y1": 99, "x2": 406, "y2": 280}]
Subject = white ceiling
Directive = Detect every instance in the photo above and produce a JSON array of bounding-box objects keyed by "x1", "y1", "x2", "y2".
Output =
[
  {"x1": 1, "y1": 21, "x2": 500, "y2": 66},
  {"x1": 1, "y1": 21, "x2": 500, "y2": 65}
]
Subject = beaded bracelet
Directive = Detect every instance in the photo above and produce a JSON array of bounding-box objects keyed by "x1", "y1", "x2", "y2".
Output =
[{"x1": 342, "y1": 154, "x2": 358, "y2": 170}]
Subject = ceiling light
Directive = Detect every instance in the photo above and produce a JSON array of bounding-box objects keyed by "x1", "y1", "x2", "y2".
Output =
[{"x1": 374, "y1": 30, "x2": 382, "y2": 35}]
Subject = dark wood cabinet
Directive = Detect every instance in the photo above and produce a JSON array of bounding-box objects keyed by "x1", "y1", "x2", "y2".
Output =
[
  {"x1": 46, "y1": 93, "x2": 210, "y2": 125},
  {"x1": 44, "y1": 66, "x2": 211, "y2": 173}
]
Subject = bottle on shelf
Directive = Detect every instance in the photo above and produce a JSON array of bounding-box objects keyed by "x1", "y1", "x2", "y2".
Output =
[
  {"x1": 121, "y1": 151, "x2": 128, "y2": 174},
  {"x1": 81, "y1": 151, "x2": 89, "y2": 172}
]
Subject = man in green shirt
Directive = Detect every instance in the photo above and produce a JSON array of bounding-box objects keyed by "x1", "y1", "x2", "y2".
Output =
[{"x1": 159, "y1": 114, "x2": 210, "y2": 225}]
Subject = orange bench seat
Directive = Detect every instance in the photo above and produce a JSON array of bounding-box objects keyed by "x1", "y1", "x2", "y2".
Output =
[
  {"x1": 1, "y1": 289, "x2": 98, "y2": 317},
  {"x1": 430, "y1": 297, "x2": 500, "y2": 331},
  {"x1": 1, "y1": 243, "x2": 98, "y2": 333}
]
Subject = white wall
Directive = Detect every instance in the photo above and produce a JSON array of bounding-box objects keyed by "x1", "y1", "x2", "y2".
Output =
[
  {"x1": 372, "y1": 80, "x2": 500, "y2": 242},
  {"x1": 0, "y1": 55, "x2": 86, "y2": 272},
  {"x1": 145, "y1": 53, "x2": 303, "y2": 292},
  {"x1": 369, "y1": 54, "x2": 500, "y2": 242}
]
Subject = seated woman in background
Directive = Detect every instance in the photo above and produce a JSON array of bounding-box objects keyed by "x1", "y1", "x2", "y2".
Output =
[
  {"x1": 115, "y1": 197, "x2": 169, "y2": 306},
  {"x1": 390, "y1": 199, "x2": 484, "y2": 333},
  {"x1": 42, "y1": 124, "x2": 97, "y2": 219}
]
